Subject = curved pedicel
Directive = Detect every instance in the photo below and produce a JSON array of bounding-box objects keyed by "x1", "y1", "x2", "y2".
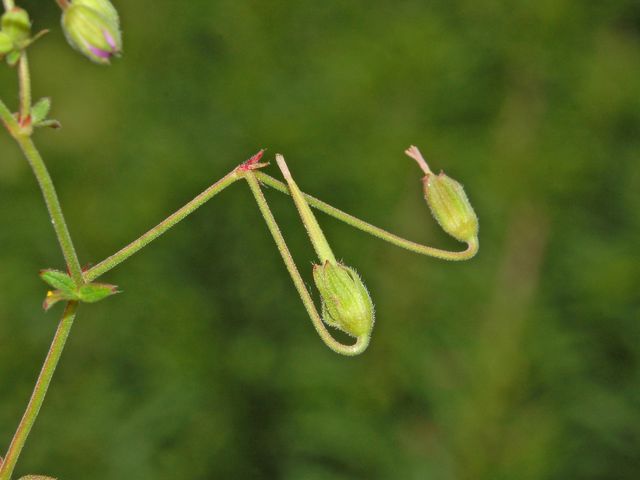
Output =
[{"x1": 245, "y1": 171, "x2": 372, "y2": 356}]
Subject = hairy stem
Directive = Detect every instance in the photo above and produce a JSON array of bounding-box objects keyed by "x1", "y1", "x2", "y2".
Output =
[
  {"x1": 18, "y1": 54, "x2": 31, "y2": 123},
  {"x1": 15, "y1": 135, "x2": 84, "y2": 284},
  {"x1": 245, "y1": 172, "x2": 369, "y2": 356},
  {"x1": 84, "y1": 168, "x2": 243, "y2": 282},
  {"x1": 254, "y1": 171, "x2": 479, "y2": 261},
  {"x1": 0, "y1": 302, "x2": 78, "y2": 480}
]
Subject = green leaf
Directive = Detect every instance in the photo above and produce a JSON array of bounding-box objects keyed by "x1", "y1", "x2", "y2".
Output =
[
  {"x1": 31, "y1": 97, "x2": 51, "y2": 123},
  {"x1": 39, "y1": 269, "x2": 77, "y2": 296},
  {"x1": 77, "y1": 282, "x2": 119, "y2": 303}
]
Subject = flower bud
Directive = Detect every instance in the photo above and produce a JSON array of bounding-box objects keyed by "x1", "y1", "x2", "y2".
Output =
[
  {"x1": 313, "y1": 261, "x2": 375, "y2": 338},
  {"x1": 61, "y1": 3, "x2": 121, "y2": 65},
  {"x1": 1, "y1": 7, "x2": 31, "y2": 45},
  {"x1": 423, "y1": 172, "x2": 478, "y2": 243},
  {"x1": 72, "y1": 0, "x2": 119, "y2": 25}
]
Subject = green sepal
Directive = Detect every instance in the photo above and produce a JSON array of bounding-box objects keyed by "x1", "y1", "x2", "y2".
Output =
[
  {"x1": 77, "y1": 283, "x2": 119, "y2": 303},
  {"x1": 0, "y1": 31, "x2": 12, "y2": 55},
  {"x1": 31, "y1": 97, "x2": 51, "y2": 124},
  {"x1": 73, "y1": 0, "x2": 119, "y2": 25},
  {"x1": 42, "y1": 290, "x2": 75, "y2": 311},
  {"x1": 34, "y1": 119, "x2": 62, "y2": 129},
  {"x1": 1, "y1": 8, "x2": 31, "y2": 44},
  {"x1": 39, "y1": 269, "x2": 77, "y2": 296},
  {"x1": 6, "y1": 49, "x2": 20, "y2": 66}
]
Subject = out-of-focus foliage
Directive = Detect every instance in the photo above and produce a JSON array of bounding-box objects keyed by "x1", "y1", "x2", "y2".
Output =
[{"x1": 1, "y1": 0, "x2": 639, "y2": 479}]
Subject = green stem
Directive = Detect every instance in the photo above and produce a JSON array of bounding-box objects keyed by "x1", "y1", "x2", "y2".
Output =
[
  {"x1": 2, "y1": 0, "x2": 14, "y2": 12},
  {"x1": 84, "y1": 168, "x2": 243, "y2": 282},
  {"x1": 254, "y1": 171, "x2": 479, "y2": 261},
  {"x1": 245, "y1": 172, "x2": 369, "y2": 356},
  {"x1": 275, "y1": 155, "x2": 336, "y2": 264},
  {"x1": 18, "y1": 54, "x2": 31, "y2": 123},
  {"x1": 0, "y1": 302, "x2": 78, "y2": 480},
  {"x1": 15, "y1": 135, "x2": 84, "y2": 284}
]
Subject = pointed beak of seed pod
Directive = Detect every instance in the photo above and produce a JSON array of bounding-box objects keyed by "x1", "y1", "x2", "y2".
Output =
[{"x1": 406, "y1": 145, "x2": 479, "y2": 244}]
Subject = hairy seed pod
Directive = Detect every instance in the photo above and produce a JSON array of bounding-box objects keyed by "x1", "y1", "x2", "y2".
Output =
[
  {"x1": 422, "y1": 172, "x2": 478, "y2": 243},
  {"x1": 313, "y1": 261, "x2": 375, "y2": 338}
]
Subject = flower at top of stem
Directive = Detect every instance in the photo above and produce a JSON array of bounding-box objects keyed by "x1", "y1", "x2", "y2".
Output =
[
  {"x1": 61, "y1": 1, "x2": 121, "y2": 65},
  {"x1": 313, "y1": 261, "x2": 375, "y2": 338},
  {"x1": 406, "y1": 145, "x2": 479, "y2": 244}
]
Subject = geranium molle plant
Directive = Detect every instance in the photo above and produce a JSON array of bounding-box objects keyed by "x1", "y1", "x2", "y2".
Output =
[{"x1": 0, "y1": 1, "x2": 479, "y2": 478}]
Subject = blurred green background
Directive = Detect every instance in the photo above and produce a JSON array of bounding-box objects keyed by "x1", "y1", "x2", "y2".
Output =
[{"x1": 1, "y1": 0, "x2": 639, "y2": 479}]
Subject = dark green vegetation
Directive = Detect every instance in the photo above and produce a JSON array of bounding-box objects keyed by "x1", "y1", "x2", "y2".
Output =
[{"x1": 1, "y1": 0, "x2": 639, "y2": 478}]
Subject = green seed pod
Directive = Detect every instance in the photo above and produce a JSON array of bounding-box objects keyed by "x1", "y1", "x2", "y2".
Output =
[
  {"x1": 313, "y1": 261, "x2": 375, "y2": 338},
  {"x1": 1, "y1": 7, "x2": 31, "y2": 45},
  {"x1": 61, "y1": 4, "x2": 121, "y2": 65},
  {"x1": 72, "y1": 0, "x2": 119, "y2": 25},
  {"x1": 0, "y1": 31, "x2": 12, "y2": 55},
  {"x1": 423, "y1": 172, "x2": 478, "y2": 243}
]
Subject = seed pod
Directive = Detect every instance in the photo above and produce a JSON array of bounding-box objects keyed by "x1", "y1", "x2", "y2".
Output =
[
  {"x1": 423, "y1": 172, "x2": 478, "y2": 243},
  {"x1": 61, "y1": 4, "x2": 121, "y2": 64},
  {"x1": 405, "y1": 145, "x2": 479, "y2": 243},
  {"x1": 313, "y1": 261, "x2": 375, "y2": 338}
]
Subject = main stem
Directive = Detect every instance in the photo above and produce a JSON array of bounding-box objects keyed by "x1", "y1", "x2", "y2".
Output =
[
  {"x1": 0, "y1": 302, "x2": 78, "y2": 480},
  {"x1": 18, "y1": 55, "x2": 31, "y2": 124},
  {"x1": 0, "y1": 53, "x2": 85, "y2": 480},
  {"x1": 245, "y1": 172, "x2": 368, "y2": 356}
]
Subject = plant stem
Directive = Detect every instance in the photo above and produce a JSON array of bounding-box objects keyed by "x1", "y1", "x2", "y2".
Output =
[
  {"x1": 15, "y1": 135, "x2": 84, "y2": 284},
  {"x1": 84, "y1": 168, "x2": 243, "y2": 282},
  {"x1": 0, "y1": 302, "x2": 78, "y2": 480},
  {"x1": 254, "y1": 171, "x2": 479, "y2": 261},
  {"x1": 245, "y1": 172, "x2": 369, "y2": 356},
  {"x1": 275, "y1": 155, "x2": 336, "y2": 264},
  {"x1": 18, "y1": 54, "x2": 31, "y2": 123},
  {"x1": 2, "y1": 0, "x2": 14, "y2": 12}
]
